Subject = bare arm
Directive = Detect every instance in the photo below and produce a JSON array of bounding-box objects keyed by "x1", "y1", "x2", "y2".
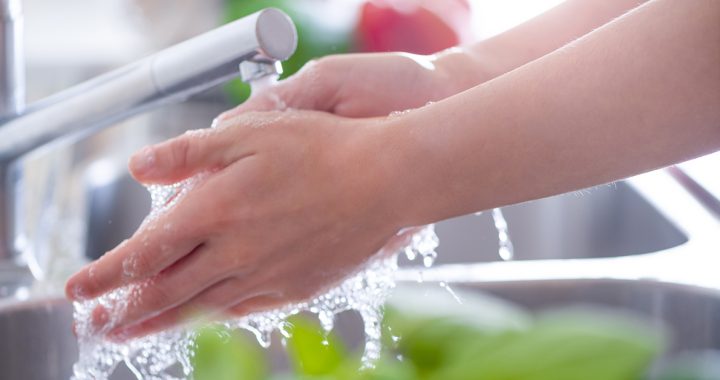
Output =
[
  {"x1": 385, "y1": 0, "x2": 720, "y2": 225},
  {"x1": 222, "y1": 0, "x2": 649, "y2": 119},
  {"x1": 436, "y1": 0, "x2": 650, "y2": 92},
  {"x1": 65, "y1": 0, "x2": 718, "y2": 338}
]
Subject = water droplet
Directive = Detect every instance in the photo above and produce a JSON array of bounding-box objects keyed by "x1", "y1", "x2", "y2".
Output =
[
  {"x1": 71, "y1": 106, "x2": 455, "y2": 378},
  {"x1": 439, "y1": 281, "x2": 463, "y2": 305},
  {"x1": 492, "y1": 208, "x2": 514, "y2": 261}
]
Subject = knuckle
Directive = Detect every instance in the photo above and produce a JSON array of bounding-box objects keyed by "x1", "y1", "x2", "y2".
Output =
[{"x1": 128, "y1": 247, "x2": 154, "y2": 277}]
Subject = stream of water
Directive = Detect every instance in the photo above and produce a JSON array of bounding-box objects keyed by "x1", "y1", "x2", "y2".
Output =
[{"x1": 71, "y1": 85, "x2": 513, "y2": 380}]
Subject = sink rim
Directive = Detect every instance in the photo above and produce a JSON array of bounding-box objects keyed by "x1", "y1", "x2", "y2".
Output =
[{"x1": 1, "y1": 160, "x2": 718, "y2": 306}]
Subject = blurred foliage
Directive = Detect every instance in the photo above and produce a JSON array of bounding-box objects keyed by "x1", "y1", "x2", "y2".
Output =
[
  {"x1": 384, "y1": 308, "x2": 662, "y2": 380},
  {"x1": 192, "y1": 305, "x2": 663, "y2": 380},
  {"x1": 192, "y1": 326, "x2": 267, "y2": 380},
  {"x1": 223, "y1": 0, "x2": 353, "y2": 104},
  {"x1": 284, "y1": 314, "x2": 347, "y2": 376}
]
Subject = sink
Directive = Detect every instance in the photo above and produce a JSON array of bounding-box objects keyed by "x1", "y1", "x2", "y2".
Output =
[
  {"x1": 87, "y1": 173, "x2": 689, "y2": 264},
  {"x1": 432, "y1": 182, "x2": 687, "y2": 264},
  {"x1": 1, "y1": 278, "x2": 719, "y2": 380},
  {"x1": 2, "y1": 98, "x2": 711, "y2": 379},
  {"x1": 54, "y1": 101, "x2": 687, "y2": 265}
]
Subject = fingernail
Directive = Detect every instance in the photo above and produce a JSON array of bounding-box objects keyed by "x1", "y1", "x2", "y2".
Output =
[
  {"x1": 66, "y1": 277, "x2": 87, "y2": 301},
  {"x1": 71, "y1": 283, "x2": 87, "y2": 300},
  {"x1": 129, "y1": 147, "x2": 156, "y2": 176}
]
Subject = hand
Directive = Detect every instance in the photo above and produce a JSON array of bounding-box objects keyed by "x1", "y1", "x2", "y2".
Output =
[
  {"x1": 220, "y1": 51, "x2": 481, "y2": 119},
  {"x1": 65, "y1": 110, "x2": 405, "y2": 339}
]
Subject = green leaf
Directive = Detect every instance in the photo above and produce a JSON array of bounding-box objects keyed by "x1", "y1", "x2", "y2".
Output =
[
  {"x1": 285, "y1": 314, "x2": 348, "y2": 376},
  {"x1": 425, "y1": 312, "x2": 663, "y2": 380},
  {"x1": 192, "y1": 325, "x2": 268, "y2": 380}
]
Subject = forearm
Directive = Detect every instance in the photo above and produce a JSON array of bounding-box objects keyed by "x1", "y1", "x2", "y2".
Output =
[
  {"x1": 433, "y1": 0, "x2": 648, "y2": 93},
  {"x1": 383, "y1": 0, "x2": 720, "y2": 225}
]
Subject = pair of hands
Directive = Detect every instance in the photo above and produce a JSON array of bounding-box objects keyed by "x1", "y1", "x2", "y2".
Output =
[{"x1": 66, "y1": 52, "x2": 482, "y2": 339}]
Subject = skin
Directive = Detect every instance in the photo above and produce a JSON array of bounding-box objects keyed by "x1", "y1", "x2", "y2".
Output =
[{"x1": 66, "y1": 0, "x2": 720, "y2": 339}]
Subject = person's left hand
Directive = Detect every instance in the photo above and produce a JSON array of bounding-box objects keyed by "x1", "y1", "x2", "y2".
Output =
[{"x1": 65, "y1": 109, "x2": 407, "y2": 340}]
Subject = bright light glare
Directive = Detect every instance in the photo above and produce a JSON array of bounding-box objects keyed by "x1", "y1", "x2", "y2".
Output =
[{"x1": 471, "y1": 0, "x2": 566, "y2": 39}]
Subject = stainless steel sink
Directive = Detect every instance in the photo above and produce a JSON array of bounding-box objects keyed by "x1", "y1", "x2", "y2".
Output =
[
  {"x1": 87, "y1": 166, "x2": 687, "y2": 264},
  {"x1": 432, "y1": 182, "x2": 687, "y2": 264},
  {"x1": 2, "y1": 96, "x2": 717, "y2": 379},
  {"x1": 46, "y1": 101, "x2": 686, "y2": 265},
  {"x1": 87, "y1": 171, "x2": 689, "y2": 264},
  {"x1": 1, "y1": 278, "x2": 719, "y2": 380}
]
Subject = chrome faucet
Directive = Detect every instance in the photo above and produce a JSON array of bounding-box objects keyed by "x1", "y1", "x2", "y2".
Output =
[
  {"x1": 0, "y1": 3, "x2": 297, "y2": 267},
  {"x1": 0, "y1": 0, "x2": 23, "y2": 118}
]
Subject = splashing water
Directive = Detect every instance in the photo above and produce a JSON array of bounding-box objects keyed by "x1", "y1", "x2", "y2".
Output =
[
  {"x1": 249, "y1": 74, "x2": 288, "y2": 111},
  {"x1": 72, "y1": 89, "x2": 513, "y2": 379},
  {"x1": 72, "y1": 174, "x2": 440, "y2": 379}
]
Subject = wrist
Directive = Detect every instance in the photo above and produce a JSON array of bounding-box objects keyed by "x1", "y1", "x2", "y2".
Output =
[
  {"x1": 431, "y1": 46, "x2": 499, "y2": 94},
  {"x1": 364, "y1": 111, "x2": 450, "y2": 229}
]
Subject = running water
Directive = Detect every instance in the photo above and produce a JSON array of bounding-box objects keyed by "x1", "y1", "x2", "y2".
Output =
[
  {"x1": 71, "y1": 124, "x2": 440, "y2": 378},
  {"x1": 71, "y1": 89, "x2": 512, "y2": 379},
  {"x1": 72, "y1": 184, "x2": 439, "y2": 379},
  {"x1": 249, "y1": 74, "x2": 288, "y2": 111},
  {"x1": 73, "y1": 168, "x2": 438, "y2": 380},
  {"x1": 491, "y1": 208, "x2": 514, "y2": 261}
]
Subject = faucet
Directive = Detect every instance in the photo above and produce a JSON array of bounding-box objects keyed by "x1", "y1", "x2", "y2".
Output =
[
  {"x1": 0, "y1": 3, "x2": 298, "y2": 270},
  {"x1": 0, "y1": 0, "x2": 23, "y2": 117}
]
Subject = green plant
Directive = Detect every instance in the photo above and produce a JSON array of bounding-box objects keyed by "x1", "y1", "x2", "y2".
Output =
[{"x1": 192, "y1": 305, "x2": 663, "y2": 380}]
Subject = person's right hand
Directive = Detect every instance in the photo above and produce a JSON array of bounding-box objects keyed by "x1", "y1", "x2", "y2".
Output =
[{"x1": 220, "y1": 51, "x2": 482, "y2": 119}]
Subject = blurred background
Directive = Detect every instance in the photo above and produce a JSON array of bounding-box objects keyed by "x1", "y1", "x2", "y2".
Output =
[
  {"x1": 6, "y1": 2, "x2": 720, "y2": 380},
  {"x1": 23, "y1": 0, "x2": 564, "y2": 104},
  {"x1": 16, "y1": 0, "x2": 562, "y2": 282}
]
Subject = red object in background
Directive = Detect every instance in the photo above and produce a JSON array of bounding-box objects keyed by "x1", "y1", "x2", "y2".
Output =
[{"x1": 356, "y1": 0, "x2": 473, "y2": 54}]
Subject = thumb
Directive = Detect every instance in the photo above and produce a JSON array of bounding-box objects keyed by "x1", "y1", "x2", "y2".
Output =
[{"x1": 128, "y1": 129, "x2": 240, "y2": 184}]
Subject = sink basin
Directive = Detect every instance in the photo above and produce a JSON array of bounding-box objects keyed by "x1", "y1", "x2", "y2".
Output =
[
  {"x1": 87, "y1": 172, "x2": 689, "y2": 265},
  {"x1": 4, "y1": 97, "x2": 710, "y2": 379},
  {"x1": 1, "y1": 278, "x2": 718, "y2": 380},
  {"x1": 433, "y1": 182, "x2": 687, "y2": 264},
  {"x1": 62, "y1": 101, "x2": 687, "y2": 265}
]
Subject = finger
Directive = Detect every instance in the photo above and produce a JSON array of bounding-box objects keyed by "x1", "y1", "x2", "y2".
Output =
[
  {"x1": 129, "y1": 127, "x2": 253, "y2": 184},
  {"x1": 108, "y1": 281, "x2": 277, "y2": 340},
  {"x1": 108, "y1": 244, "x2": 236, "y2": 331},
  {"x1": 65, "y1": 205, "x2": 205, "y2": 301},
  {"x1": 226, "y1": 295, "x2": 284, "y2": 317}
]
